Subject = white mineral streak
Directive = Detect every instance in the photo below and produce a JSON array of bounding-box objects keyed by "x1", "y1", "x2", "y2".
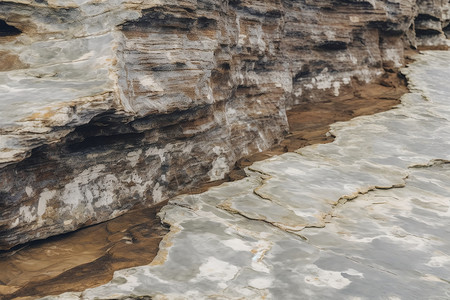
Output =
[{"x1": 42, "y1": 51, "x2": 450, "y2": 299}]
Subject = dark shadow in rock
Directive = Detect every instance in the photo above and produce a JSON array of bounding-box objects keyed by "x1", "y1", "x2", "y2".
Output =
[{"x1": 0, "y1": 20, "x2": 21, "y2": 36}]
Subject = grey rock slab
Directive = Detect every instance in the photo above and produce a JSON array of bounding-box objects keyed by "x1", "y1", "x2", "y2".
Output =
[{"x1": 43, "y1": 52, "x2": 450, "y2": 299}]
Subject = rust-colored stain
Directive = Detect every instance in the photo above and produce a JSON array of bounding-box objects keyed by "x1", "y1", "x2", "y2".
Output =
[{"x1": 0, "y1": 201, "x2": 168, "y2": 300}]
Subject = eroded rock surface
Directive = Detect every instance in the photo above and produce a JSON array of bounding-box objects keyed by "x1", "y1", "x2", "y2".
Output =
[
  {"x1": 43, "y1": 51, "x2": 450, "y2": 299},
  {"x1": 1, "y1": 0, "x2": 449, "y2": 249},
  {"x1": 0, "y1": 79, "x2": 406, "y2": 300}
]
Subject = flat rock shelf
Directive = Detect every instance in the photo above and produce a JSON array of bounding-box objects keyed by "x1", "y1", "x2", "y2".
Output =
[{"x1": 40, "y1": 51, "x2": 450, "y2": 299}]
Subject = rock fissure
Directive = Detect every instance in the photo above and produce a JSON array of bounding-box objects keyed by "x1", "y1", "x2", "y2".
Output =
[
  {"x1": 217, "y1": 201, "x2": 309, "y2": 240},
  {"x1": 408, "y1": 159, "x2": 450, "y2": 169},
  {"x1": 320, "y1": 176, "x2": 409, "y2": 227}
]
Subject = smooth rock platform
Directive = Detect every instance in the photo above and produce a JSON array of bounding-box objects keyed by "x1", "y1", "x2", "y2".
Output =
[{"x1": 41, "y1": 51, "x2": 450, "y2": 299}]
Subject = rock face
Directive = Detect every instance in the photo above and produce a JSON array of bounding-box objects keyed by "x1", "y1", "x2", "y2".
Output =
[
  {"x1": 0, "y1": 0, "x2": 449, "y2": 249},
  {"x1": 47, "y1": 50, "x2": 450, "y2": 300}
]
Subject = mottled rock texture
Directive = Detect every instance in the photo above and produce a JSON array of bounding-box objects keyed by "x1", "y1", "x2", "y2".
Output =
[{"x1": 0, "y1": 0, "x2": 449, "y2": 249}]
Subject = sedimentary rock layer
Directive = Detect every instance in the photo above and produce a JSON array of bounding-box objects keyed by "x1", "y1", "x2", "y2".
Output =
[
  {"x1": 0, "y1": 0, "x2": 449, "y2": 249},
  {"x1": 45, "y1": 50, "x2": 450, "y2": 300}
]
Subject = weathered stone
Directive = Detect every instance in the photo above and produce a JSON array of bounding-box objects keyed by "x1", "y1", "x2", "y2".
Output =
[
  {"x1": 43, "y1": 50, "x2": 450, "y2": 300},
  {"x1": 0, "y1": 0, "x2": 449, "y2": 249}
]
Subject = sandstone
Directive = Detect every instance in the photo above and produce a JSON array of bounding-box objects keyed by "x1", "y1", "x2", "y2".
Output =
[
  {"x1": 0, "y1": 0, "x2": 449, "y2": 249},
  {"x1": 45, "y1": 50, "x2": 450, "y2": 299}
]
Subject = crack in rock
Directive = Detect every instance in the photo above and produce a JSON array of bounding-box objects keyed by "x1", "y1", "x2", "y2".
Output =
[{"x1": 409, "y1": 159, "x2": 450, "y2": 169}]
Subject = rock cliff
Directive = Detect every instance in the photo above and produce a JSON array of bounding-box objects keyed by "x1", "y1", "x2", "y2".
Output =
[{"x1": 0, "y1": 0, "x2": 449, "y2": 250}]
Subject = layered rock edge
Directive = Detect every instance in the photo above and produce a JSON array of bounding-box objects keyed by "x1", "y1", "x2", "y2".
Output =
[
  {"x1": 1, "y1": 0, "x2": 449, "y2": 249},
  {"x1": 44, "y1": 50, "x2": 450, "y2": 300}
]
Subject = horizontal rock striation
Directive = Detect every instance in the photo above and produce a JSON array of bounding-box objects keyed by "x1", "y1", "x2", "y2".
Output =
[{"x1": 0, "y1": 0, "x2": 449, "y2": 249}]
